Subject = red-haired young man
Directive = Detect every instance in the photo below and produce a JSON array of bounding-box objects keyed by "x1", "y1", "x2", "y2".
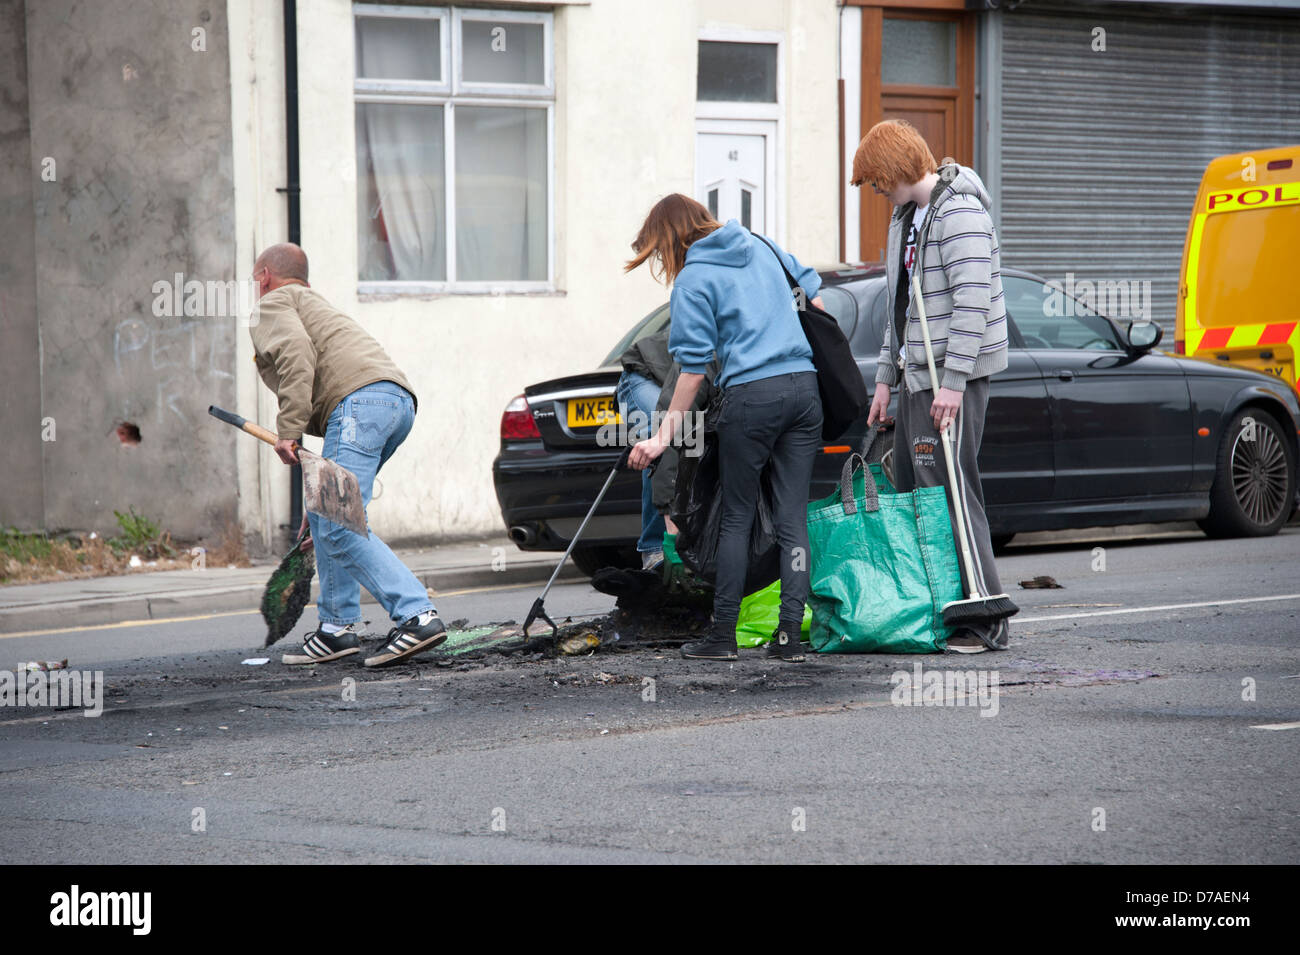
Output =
[{"x1": 851, "y1": 120, "x2": 1009, "y2": 653}]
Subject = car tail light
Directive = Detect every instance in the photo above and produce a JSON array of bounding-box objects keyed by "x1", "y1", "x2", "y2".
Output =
[
  {"x1": 501, "y1": 394, "x2": 541, "y2": 439},
  {"x1": 1174, "y1": 339, "x2": 1185, "y2": 355}
]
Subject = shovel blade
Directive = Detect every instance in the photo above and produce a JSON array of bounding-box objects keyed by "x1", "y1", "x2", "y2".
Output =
[{"x1": 299, "y1": 450, "x2": 369, "y2": 537}]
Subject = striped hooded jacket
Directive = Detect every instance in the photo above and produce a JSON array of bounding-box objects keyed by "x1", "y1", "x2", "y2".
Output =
[{"x1": 875, "y1": 163, "x2": 1008, "y2": 394}]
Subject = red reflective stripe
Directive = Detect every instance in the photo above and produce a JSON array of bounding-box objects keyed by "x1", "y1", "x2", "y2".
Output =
[
  {"x1": 1199, "y1": 327, "x2": 1232, "y2": 350},
  {"x1": 1258, "y1": 322, "x2": 1297, "y2": 346}
]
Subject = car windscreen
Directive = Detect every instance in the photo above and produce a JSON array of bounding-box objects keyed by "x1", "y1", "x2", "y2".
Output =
[{"x1": 602, "y1": 303, "x2": 671, "y2": 367}]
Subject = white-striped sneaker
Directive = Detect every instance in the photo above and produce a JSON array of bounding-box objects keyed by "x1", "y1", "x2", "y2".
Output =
[
  {"x1": 282, "y1": 625, "x2": 363, "y2": 665},
  {"x1": 363, "y1": 613, "x2": 447, "y2": 668}
]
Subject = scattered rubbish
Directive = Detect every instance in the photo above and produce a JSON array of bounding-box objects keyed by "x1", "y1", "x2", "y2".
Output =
[
  {"x1": 223, "y1": 772, "x2": 232, "y2": 776},
  {"x1": 128, "y1": 555, "x2": 142, "y2": 568},
  {"x1": 241, "y1": 658, "x2": 270, "y2": 666},
  {"x1": 599, "y1": 729, "x2": 609, "y2": 735},
  {"x1": 88, "y1": 532, "x2": 98, "y2": 540},
  {"x1": 19, "y1": 660, "x2": 68, "y2": 672},
  {"x1": 450, "y1": 618, "x2": 470, "y2": 629},
  {"x1": 218, "y1": 725, "x2": 229, "y2": 730},
  {"x1": 182, "y1": 780, "x2": 197, "y2": 786},
  {"x1": 1019, "y1": 576, "x2": 1062, "y2": 589},
  {"x1": 559, "y1": 631, "x2": 600, "y2": 655},
  {"x1": 592, "y1": 672, "x2": 617, "y2": 684}
]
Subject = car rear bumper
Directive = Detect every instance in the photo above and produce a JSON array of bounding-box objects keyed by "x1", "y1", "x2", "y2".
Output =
[{"x1": 493, "y1": 441, "x2": 643, "y2": 551}]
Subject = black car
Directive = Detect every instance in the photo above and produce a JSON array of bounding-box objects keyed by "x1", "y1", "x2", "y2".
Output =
[{"x1": 493, "y1": 266, "x2": 1300, "y2": 575}]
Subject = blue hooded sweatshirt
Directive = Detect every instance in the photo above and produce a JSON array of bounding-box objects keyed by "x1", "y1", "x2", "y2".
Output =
[{"x1": 668, "y1": 219, "x2": 820, "y2": 390}]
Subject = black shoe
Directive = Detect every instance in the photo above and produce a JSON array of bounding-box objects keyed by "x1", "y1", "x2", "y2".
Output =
[
  {"x1": 282, "y1": 626, "x2": 362, "y2": 665},
  {"x1": 681, "y1": 632, "x2": 738, "y2": 661},
  {"x1": 364, "y1": 613, "x2": 448, "y2": 668},
  {"x1": 766, "y1": 628, "x2": 806, "y2": 663}
]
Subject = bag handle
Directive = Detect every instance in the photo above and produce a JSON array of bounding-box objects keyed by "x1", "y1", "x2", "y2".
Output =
[
  {"x1": 858, "y1": 425, "x2": 881, "y2": 460},
  {"x1": 839, "y1": 453, "x2": 880, "y2": 515}
]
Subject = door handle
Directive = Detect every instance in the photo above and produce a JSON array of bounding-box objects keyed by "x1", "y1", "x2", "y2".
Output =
[{"x1": 1055, "y1": 369, "x2": 1075, "y2": 381}]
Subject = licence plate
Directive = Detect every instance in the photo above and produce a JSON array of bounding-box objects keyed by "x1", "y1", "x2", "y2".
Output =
[{"x1": 567, "y1": 396, "x2": 620, "y2": 428}]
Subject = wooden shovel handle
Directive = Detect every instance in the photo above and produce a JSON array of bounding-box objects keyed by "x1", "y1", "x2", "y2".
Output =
[{"x1": 207, "y1": 405, "x2": 289, "y2": 448}]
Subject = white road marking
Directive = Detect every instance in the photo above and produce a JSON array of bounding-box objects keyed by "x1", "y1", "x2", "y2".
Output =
[
  {"x1": 1250, "y1": 722, "x2": 1300, "y2": 731},
  {"x1": 1019, "y1": 593, "x2": 1300, "y2": 624}
]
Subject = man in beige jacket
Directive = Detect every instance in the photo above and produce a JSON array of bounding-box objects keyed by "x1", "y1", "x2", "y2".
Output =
[{"x1": 250, "y1": 243, "x2": 445, "y2": 667}]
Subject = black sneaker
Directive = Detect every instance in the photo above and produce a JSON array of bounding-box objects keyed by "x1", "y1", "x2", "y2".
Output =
[
  {"x1": 364, "y1": 613, "x2": 448, "y2": 668},
  {"x1": 681, "y1": 632, "x2": 738, "y2": 661},
  {"x1": 282, "y1": 625, "x2": 362, "y2": 665},
  {"x1": 766, "y1": 628, "x2": 806, "y2": 663}
]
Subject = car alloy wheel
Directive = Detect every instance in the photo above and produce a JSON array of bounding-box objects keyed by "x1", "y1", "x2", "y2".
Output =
[{"x1": 1229, "y1": 417, "x2": 1289, "y2": 527}]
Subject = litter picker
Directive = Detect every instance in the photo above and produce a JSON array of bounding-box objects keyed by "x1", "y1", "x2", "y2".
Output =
[
  {"x1": 910, "y1": 273, "x2": 1019, "y2": 629},
  {"x1": 522, "y1": 447, "x2": 633, "y2": 642},
  {"x1": 208, "y1": 405, "x2": 369, "y2": 538}
]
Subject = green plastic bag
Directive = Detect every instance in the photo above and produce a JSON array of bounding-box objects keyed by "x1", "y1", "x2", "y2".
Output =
[
  {"x1": 806, "y1": 448, "x2": 963, "y2": 653},
  {"x1": 735, "y1": 581, "x2": 812, "y2": 649}
]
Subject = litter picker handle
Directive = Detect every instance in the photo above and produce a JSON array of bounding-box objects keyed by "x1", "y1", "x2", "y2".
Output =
[{"x1": 208, "y1": 405, "x2": 282, "y2": 447}]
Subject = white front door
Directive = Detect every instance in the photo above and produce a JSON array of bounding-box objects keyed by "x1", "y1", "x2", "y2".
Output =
[{"x1": 696, "y1": 131, "x2": 766, "y2": 233}]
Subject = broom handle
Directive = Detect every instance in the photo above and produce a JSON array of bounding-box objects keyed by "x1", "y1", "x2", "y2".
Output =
[
  {"x1": 208, "y1": 405, "x2": 291, "y2": 449},
  {"x1": 911, "y1": 274, "x2": 983, "y2": 600}
]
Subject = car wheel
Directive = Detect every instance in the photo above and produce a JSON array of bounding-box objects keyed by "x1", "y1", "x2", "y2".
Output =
[
  {"x1": 1200, "y1": 408, "x2": 1296, "y2": 538},
  {"x1": 570, "y1": 545, "x2": 640, "y2": 577}
]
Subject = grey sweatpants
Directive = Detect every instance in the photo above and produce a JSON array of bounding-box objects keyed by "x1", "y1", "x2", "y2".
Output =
[{"x1": 892, "y1": 376, "x2": 1009, "y2": 647}]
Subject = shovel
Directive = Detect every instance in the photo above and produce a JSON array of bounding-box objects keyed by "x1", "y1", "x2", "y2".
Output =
[{"x1": 208, "y1": 405, "x2": 369, "y2": 537}]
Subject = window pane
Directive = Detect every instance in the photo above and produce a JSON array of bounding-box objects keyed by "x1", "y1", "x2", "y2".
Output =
[
  {"x1": 697, "y1": 41, "x2": 777, "y2": 103},
  {"x1": 355, "y1": 15, "x2": 441, "y2": 81},
  {"x1": 1003, "y1": 277, "x2": 1122, "y2": 350},
  {"x1": 455, "y1": 107, "x2": 547, "y2": 281},
  {"x1": 356, "y1": 103, "x2": 446, "y2": 281},
  {"x1": 882, "y1": 19, "x2": 955, "y2": 86},
  {"x1": 462, "y1": 19, "x2": 545, "y2": 85}
]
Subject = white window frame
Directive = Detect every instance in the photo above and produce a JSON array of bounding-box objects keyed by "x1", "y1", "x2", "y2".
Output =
[
  {"x1": 695, "y1": 28, "x2": 784, "y2": 244},
  {"x1": 354, "y1": 3, "x2": 555, "y2": 295}
]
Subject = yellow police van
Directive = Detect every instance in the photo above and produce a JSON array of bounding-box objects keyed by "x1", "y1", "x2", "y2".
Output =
[{"x1": 1177, "y1": 146, "x2": 1299, "y2": 394}]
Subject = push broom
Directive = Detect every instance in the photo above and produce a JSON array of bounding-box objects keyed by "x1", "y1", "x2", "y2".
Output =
[{"x1": 911, "y1": 273, "x2": 1018, "y2": 630}]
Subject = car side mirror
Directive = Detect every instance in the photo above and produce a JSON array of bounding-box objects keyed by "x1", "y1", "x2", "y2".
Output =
[{"x1": 1128, "y1": 321, "x2": 1162, "y2": 351}]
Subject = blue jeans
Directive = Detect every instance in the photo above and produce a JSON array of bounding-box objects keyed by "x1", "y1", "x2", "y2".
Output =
[
  {"x1": 309, "y1": 381, "x2": 435, "y2": 627},
  {"x1": 616, "y1": 371, "x2": 667, "y2": 554}
]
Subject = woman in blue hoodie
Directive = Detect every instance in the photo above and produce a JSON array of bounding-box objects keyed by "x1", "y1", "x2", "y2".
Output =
[{"x1": 626, "y1": 194, "x2": 825, "y2": 662}]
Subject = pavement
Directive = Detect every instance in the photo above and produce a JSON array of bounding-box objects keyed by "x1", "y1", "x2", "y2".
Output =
[{"x1": 0, "y1": 537, "x2": 581, "y2": 634}]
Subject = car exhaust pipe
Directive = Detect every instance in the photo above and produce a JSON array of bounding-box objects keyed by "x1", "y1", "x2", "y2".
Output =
[{"x1": 509, "y1": 524, "x2": 538, "y2": 546}]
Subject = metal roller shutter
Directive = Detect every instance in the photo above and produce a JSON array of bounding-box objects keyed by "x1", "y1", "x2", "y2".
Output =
[{"x1": 999, "y1": 2, "x2": 1300, "y2": 332}]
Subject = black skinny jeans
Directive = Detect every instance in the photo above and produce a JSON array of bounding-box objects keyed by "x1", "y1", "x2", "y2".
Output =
[{"x1": 712, "y1": 371, "x2": 823, "y2": 637}]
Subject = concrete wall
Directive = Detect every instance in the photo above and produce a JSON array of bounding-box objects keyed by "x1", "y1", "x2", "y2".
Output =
[
  {"x1": 236, "y1": 0, "x2": 841, "y2": 546},
  {"x1": 23, "y1": 0, "x2": 240, "y2": 539},
  {"x1": 0, "y1": 0, "x2": 45, "y2": 531}
]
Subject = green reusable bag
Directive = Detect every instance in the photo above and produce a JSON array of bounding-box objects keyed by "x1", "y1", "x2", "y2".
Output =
[
  {"x1": 735, "y1": 581, "x2": 812, "y2": 649},
  {"x1": 806, "y1": 436, "x2": 963, "y2": 653}
]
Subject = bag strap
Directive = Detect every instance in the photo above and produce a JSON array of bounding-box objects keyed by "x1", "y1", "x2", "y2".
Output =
[
  {"x1": 858, "y1": 426, "x2": 880, "y2": 460},
  {"x1": 753, "y1": 232, "x2": 807, "y2": 301},
  {"x1": 839, "y1": 453, "x2": 880, "y2": 515}
]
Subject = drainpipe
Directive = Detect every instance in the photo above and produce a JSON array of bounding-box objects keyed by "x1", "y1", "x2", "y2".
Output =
[{"x1": 278, "y1": 0, "x2": 303, "y2": 537}]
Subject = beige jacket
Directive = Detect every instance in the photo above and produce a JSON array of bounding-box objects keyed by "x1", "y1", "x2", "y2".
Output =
[{"x1": 250, "y1": 284, "x2": 415, "y2": 440}]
